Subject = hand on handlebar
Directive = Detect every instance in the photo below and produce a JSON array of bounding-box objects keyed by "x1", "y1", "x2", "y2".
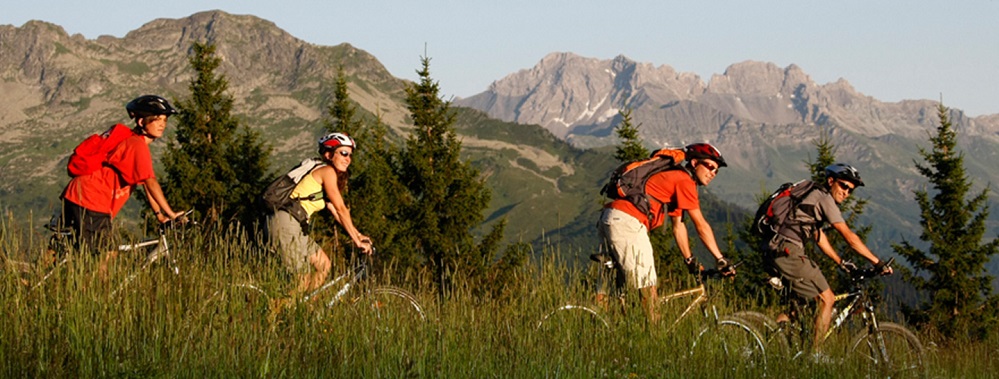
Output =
[
  {"x1": 685, "y1": 256, "x2": 702, "y2": 275},
  {"x1": 716, "y1": 257, "x2": 736, "y2": 277},
  {"x1": 839, "y1": 260, "x2": 858, "y2": 274},
  {"x1": 874, "y1": 258, "x2": 894, "y2": 276},
  {"x1": 357, "y1": 237, "x2": 374, "y2": 255}
]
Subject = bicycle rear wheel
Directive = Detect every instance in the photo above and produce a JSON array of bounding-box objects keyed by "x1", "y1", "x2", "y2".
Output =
[
  {"x1": 848, "y1": 322, "x2": 925, "y2": 377},
  {"x1": 689, "y1": 316, "x2": 768, "y2": 372}
]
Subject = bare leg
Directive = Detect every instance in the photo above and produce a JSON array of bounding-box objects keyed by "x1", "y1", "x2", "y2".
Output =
[
  {"x1": 98, "y1": 250, "x2": 119, "y2": 283},
  {"x1": 639, "y1": 285, "x2": 659, "y2": 324},
  {"x1": 813, "y1": 288, "x2": 836, "y2": 352},
  {"x1": 296, "y1": 248, "x2": 331, "y2": 294}
]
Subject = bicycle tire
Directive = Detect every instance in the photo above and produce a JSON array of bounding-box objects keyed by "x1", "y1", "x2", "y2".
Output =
[
  {"x1": 689, "y1": 316, "x2": 768, "y2": 372},
  {"x1": 535, "y1": 304, "x2": 610, "y2": 331},
  {"x1": 848, "y1": 322, "x2": 925, "y2": 377},
  {"x1": 354, "y1": 285, "x2": 427, "y2": 329},
  {"x1": 731, "y1": 310, "x2": 794, "y2": 359}
]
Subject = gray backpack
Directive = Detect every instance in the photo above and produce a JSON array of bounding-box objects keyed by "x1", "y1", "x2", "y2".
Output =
[{"x1": 261, "y1": 158, "x2": 325, "y2": 226}]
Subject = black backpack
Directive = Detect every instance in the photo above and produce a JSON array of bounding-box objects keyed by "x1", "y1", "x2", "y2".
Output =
[
  {"x1": 752, "y1": 179, "x2": 818, "y2": 251},
  {"x1": 600, "y1": 148, "x2": 686, "y2": 222},
  {"x1": 261, "y1": 158, "x2": 325, "y2": 227}
]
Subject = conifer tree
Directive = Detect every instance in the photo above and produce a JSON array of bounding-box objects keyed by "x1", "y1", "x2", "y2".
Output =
[
  {"x1": 894, "y1": 104, "x2": 999, "y2": 340},
  {"x1": 397, "y1": 56, "x2": 502, "y2": 290},
  {"x1": 613, "y1": 108, "x2": 648, "y2": 161},
  {"x1": 161, "y1": 42, "x2": 271, "y2": 228}
]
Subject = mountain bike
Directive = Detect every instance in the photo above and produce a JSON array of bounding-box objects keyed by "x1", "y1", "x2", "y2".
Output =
[
  {"x1": 537, "y1": 254, "x2": 767, "y2": 370},
  {"x1": 17, "y1": 209, "x2": 192, "y2": 295},
  {"x1": 194, "y1": 253, "x2": 426, "y2": 335},
  {"x1": 733, "y1": 257, "x2": 925, "y2": 376}
]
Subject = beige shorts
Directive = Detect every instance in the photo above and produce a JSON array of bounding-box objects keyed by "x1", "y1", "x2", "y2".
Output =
[
  {"x1": 267, "y1": 210, "x2": 320, "y2": 274},
  {"x1": 598, "y1": 208, "x2": 657, "y2": 289}
]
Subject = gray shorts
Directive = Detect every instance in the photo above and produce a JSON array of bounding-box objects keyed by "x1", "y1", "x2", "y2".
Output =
[
  {"x1": 771, "y1": 241, "x2": 830, "y2": 300},
  {"x1": 266, "y1": 210, "x2": 319, "y2": 274}
]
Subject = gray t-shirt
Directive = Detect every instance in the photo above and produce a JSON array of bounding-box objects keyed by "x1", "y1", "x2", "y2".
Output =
[{"x1": 778, "y1": 186, "x2": 844, "y2": 246}]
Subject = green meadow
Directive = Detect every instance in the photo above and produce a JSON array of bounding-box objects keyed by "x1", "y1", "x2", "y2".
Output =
[{"x1": 1, "y1": 217, "x2": 996, "y2": 378}]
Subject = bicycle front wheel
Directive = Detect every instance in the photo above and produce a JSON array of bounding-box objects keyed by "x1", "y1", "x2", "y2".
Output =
[
  {"x1": 354, "y1": 286, "x2": 426, "y2": 330},
  {"x1": 848, "y1": 322, "x2": 925, "y2": 377},
  {"x1": 689, "y1": 316, "x2": 768, "y2": 372}
]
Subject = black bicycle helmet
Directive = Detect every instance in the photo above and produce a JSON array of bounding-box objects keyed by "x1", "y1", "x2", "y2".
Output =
[
  {"x1": 126, "y1": 95, "x2": 178, "y2": 119},
  {"x1": 684, "y1": 142, "x2": 727, "y2": 167},
  {"x1": 318, "y1": 132, "x2": 356, "y2": 155},
  {"x1": 824, "y1": 163, "x2": 865, "y2": 187}
]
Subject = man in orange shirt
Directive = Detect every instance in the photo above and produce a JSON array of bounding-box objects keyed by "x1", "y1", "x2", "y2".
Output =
[
  {"x1": 598, "y1": 143, "x2": 734, "y2": 322},
  {"x1": 59, "y1": 95, "x2": 184, "y2": 259}
]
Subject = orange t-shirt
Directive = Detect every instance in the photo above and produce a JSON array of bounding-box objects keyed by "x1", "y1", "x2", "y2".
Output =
[
  {"x1": 62, "y1": 134, "x2": 154, "y2": 217},
  {"x1": 607, "y1": 168, "x2": 699, "y2": 230}
]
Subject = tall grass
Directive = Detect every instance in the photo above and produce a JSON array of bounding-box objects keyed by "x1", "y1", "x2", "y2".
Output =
[{"x1": 1, "y1": 218, "x2": 995, "y2": 377}]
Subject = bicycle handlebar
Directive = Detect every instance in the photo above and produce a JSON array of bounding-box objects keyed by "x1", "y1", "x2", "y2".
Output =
[
  {"x1": 849, "y1": 257, "x2": 895, "y2": 283},
  {"x1": 159, "y1": 209, "x2": 195, "y2": 231},
  {"x1": 700, "y1": 261, "x2": 742, "y2": 281}
]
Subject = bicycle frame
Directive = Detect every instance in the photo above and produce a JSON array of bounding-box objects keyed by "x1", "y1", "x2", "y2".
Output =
[
  {"x1": 301, "y1": 260, "x2": 369, "y2": 308},
  {"x1": 660, "y1": 284, "x2": 709, "y2": 332}
]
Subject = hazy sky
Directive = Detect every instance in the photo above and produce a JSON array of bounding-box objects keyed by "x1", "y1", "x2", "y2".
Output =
[{"x1": 3, "y1": 1, "x2": 997, "y2": 116}]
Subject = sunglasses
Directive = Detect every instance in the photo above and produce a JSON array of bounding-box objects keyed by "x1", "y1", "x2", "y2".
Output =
[
  {"x1": 699, "y1": 162, "x2": 719, "y2": 174},
  {"x1": 337, "y1": 150, "x2": 352, "y2": 157},
  {"x1": 836, "y1": 181, "x2": 855, "y2": 194}
]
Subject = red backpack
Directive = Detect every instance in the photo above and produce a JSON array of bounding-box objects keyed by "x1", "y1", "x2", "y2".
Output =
[{"x1": 66, "y1": 124, "x2": 135, "y2": 177}]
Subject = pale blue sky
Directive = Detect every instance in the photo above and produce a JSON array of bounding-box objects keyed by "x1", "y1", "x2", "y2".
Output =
[{"x1": 3, "y1": 1, "x2": 997, "y2": 116}]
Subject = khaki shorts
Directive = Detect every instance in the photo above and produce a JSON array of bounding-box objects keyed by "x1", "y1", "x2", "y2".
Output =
[
  {"x1": 267, "y1": 210, "x2": 320, "y2": 274},
  {"x1": 598, "y1": 208, "x2": 657, "y2": 289},
  {"x1": 771, "y1": 241, "x2": 830, "y2": 299}
]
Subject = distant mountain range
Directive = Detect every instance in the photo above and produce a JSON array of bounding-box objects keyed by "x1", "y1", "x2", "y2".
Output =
[{"x1": 2, "y1": 11, "x2": 997, "y2": 271}]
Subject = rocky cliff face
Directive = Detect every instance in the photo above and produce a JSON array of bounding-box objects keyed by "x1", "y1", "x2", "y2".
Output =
[{"x1": 456, "y1": 52, "x2": 998, "y2": 146}]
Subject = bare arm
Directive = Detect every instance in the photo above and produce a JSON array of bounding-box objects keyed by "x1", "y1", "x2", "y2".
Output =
[
  {"x1": 686, "y1": 208, "x2": 725, "y2": 261},
  {"x1": 671, "y1": 214, "x2": 693, "y2": 260},
  {"x1": 815, "y1": 229, "x2": 844, "y2": 265},
  {"x1": 830, "y1": 221, "x2": 881, "y2": 265},
  {"x1": 316, "y1": 167, "x2": 372, "y2": 254},
  {"x1": 140, "y1": 177, "x2": 178, "y2": 222}
]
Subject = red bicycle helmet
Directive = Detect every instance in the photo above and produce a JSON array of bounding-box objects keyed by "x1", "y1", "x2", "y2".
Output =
[
  {"x1": 318, "y1": 132, "x2": 356, "y2": 155},
  {"x1": 684, "y1": 143, "x2": 727, "y2": 167}
]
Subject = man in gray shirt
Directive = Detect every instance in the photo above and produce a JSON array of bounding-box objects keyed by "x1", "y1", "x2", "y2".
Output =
[{"x1": 768, "y1": 163, "x2": 893, "y2": 356}]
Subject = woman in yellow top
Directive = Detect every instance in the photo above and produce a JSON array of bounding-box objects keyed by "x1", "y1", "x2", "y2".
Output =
[{"x1": 267, "y1": 132, "x2": 373, "y2": 296}]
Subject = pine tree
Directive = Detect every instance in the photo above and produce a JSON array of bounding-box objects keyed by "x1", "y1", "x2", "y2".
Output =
[
  {"x1": 397, "y1": 56, "x2": 502, "y2": 290},
  {"x1": 893, "y1": 104, "x2": 999, "y2": 340},
  {"x1": 613, "y1": 108, "x2": 648, "y2": 161},
  {"x1": 161, "y1": 42, "x2": 271, "y2": 228}
]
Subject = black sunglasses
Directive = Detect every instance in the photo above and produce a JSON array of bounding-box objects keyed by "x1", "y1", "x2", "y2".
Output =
[
  {"x1": 337, "y1": 150, "x2": 352, "y2": 157},
  {"x1": 699, "y1": 161, "x2": 719, "y2": 174},
  {"x1": 836, "y1": 181, "x2": 855, "y2": 194}
]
